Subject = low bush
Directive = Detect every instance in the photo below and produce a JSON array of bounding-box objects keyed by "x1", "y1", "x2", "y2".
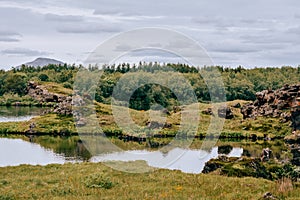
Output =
[{"x1": 83, "y1": 173, "x2": 114, "y2": 189}]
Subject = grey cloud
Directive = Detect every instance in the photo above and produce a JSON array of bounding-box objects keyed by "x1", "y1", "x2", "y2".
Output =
[
  {"x1": 113, "y1": 49, "x2": 186, "y2": 65},
  {"x1": 1, "y1": 0, "x2": 300, "y2": 68},
  {"x1": 128, "y1": 49, "x2": 178, "y2": 58},
  {"x1": 165, "y1": 40, "x2": 195, "y2": 50},
  {"x1": 44, "y1": 13, "x2": 84, "y2": 22},
  {"x1": 0, "y1": 31, "x2": 21, "y2": 36},
  {"x1": 250, "y1": 49, "x2": 300, "y2": 67},
  {"x1": 1, "y1": 48, "x2": 49, "y2": 56},
  {"x1": 0, "y1": 37, "x2": 20, "y2": 42},
  {"x1": 287, "y1": 26, "x2": 300, "y2": 35},
  {"x1": 239, "y1": 19, "x2": 258, "y2": 25},
  {"x1": 208, "y1": 43, "x2": 260, "y2": 54},
  {"x1": 0, "y1": 31, "x2": 22, "y2": 42},
  {"x1": 93, "y1": 9, "x2": 121, "y2": 15},
  {"x1": 115, "y1": 44, "x2": 164, "y2": 53},
  {"x1": 93, "y1": 8, "x2": 140, "y2": 16},
  {"x1": 0, "y1": 7, "x2": 50, "y2": 35},
  {"x1": 207, "y1": 38, "x2": 290, "y2": 56},
  {"x1": 57, "y1": 23, "x2": 121, "y2": 34},
  {"x1": 191, "y1": 17, "x2": 218, "y2": 24},
  {"x1": 93, "y1": 8, "x2": 165, "y2": 22},
  {"x1": 240, "y1": 33, "x2": 300, "y2": 45},
  {"x1": 148, "y1": 43, "x2": 163, "y2": 48},
  {"x1": 114, "y1": 44, "x2": 133, "y2": 52},
  {"x1": 192, "y1": 16, "x2": 275, "y2": 30},
  {"x1": 295, "y1": 14, "x2": 300, "y2": 19},
  {"x1": 209, "y1": 47, "x2": 259, "y2": 54},
  {"x1": 192, "y1": 16, "x2": 226, "y2": 27}
]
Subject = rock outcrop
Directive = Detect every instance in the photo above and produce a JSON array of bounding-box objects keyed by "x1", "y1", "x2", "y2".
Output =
[
  {"x1": 260, "y1": 148, "x2": 273, "y2": 162},
  {"x1": 263, "y1": 192, "x2": 277, "y2": 200},
  {"x1": 203, "y1": 156, "x2": 273, "y2": 180},
  {"x1": 241, "y1": 84, "x2": 300, "y2": 130},
  {"x1": 146, "y1": 121, "x2": 172, "y2": 129},
  {"x1": 27, "y1": 81, "x2": 94, "y2": 127},
  {"x1": 27, "y1": 81, "x2": 74, "y2": 115},
  {"x1": 202, "y1": 106, "x2": 234, "y2": 119},
  {"x1": 218, "y1": 106, "x2": 234, "y2": 119},
  {"x1": 27, "y1": 81, "x2": 67, "y2": 103},
  {"x1": 202, "y1": 108, "x2": 213, "y2": 115}
]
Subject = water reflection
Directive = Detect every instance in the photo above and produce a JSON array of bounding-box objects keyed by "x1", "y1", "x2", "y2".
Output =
[
  {"x1": 0, "y1": 136, "x2": 289, "y2": 174},
  {"x1": 0, "y1": 137, "x2": 242, "y2": 173},
  {"x1": 91, "y1": 147, "x2": 243, "y2": 173},
  {"x1": 32, "y1": 136, "x2": 92, "y2": 161},
  {"x1": 0, "y1": 106, "x2": 48, "y2": 122},
  {"x1": 0, "y1": 138, "x2": 66, "y2": 167}
]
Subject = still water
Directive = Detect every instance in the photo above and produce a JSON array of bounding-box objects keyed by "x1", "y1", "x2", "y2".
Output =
[
  {"x1": 0, "y1": 107, "x2": 286, "y2": 173},
  {"x1": 0, "y1": 137, "x2": 243, "y2": 173},
  {"x1": 91, "y1": 147, "x2": 243, "y2": 173},
  {"x1": 0, "y1": 138, "x2": 66, "y2": 167},
  {"x1": 0, "y1": 106, "x2": 48, "y2": 122}
]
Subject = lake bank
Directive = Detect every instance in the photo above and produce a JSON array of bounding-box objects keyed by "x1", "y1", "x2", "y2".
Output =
[
  {"x1": 0, "y1": 100, "x2": 294, "y2": 140},
  {"x1": 0, "y1": 161, "x2": 299, "y2": 200},
  {"x1": 0, "y1": 135, "x2": 297, "y2": 179}
]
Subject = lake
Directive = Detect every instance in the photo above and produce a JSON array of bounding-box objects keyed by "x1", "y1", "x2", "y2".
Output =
[
  {"x1": 0, "y1": 138, "x2": 66, "y2": 167},
  {"x1": 0, "y1": 136, "x2": 248, "y2": 173},
  {"x1": 0, "y1": 106, "x2": 48, "y2": 122},
  {"x1": 0, "y1": 106, "x2": 290, "y2": 173},
  {"x1": 91, "y1": 146, "x2": 243, "y2": 173}
]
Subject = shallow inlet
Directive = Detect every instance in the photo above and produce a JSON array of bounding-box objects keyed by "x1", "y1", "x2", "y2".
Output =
[
  {"x1": 0, "y1": 137, "x2": 243, "y2": 173},
  {"x1": 0, "y1": 106, "x2": 48, "y2": 122},
  {"x1": 91, "y1": 147, "x2": 243, "y2": 173},
  {"x1": 0, "y1": 138, "x2": 66, "y2": 167}
]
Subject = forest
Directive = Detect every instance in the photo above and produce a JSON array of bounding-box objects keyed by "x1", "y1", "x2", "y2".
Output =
[{"x1": 0, "y1": 63, "x2": 299, "y2": 110}]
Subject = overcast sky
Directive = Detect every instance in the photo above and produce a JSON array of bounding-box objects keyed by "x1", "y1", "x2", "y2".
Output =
[{"x1": 0, "y1": 0, "x2": 300, "y2": 69}]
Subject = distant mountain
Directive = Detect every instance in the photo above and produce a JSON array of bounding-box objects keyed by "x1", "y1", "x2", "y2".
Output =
[{"x1": 19, "y1": 57, "x2": 64, "y2": 67}]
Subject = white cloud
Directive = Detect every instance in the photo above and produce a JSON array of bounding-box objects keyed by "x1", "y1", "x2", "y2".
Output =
[{"x1": 1, "y1": 48, "x2": 50, "y2": 57}]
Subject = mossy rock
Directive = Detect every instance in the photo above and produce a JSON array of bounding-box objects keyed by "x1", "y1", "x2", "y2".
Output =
[
  {"x1": 218, "y1": 145, "x2": 233, "y2": 155},
  {"x1": 204, "y1": 157, "x2": 274, "y2": 180}
]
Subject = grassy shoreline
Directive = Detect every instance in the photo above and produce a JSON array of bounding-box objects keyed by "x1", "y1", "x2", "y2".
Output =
[
  {"x1": 0, "y1": 100, "x2": 293, "y2": 139},
  {"x1": 0, "y1": 162, "x2": 299, "y2": 200}
]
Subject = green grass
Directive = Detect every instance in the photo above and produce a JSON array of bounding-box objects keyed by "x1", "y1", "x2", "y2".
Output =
[
  {"x1": 0, "y1": 114, "x2": 76, "y2": 135},
  {"x1": 0, "y1": 162, "x2": 299, "y2": 199},
  {"x1": 0, "y1": 94, "x2": 42, "y2": 106},
  {"x1": 0, "y1": 120, "x2": 30, "y2": 134},
  {"x1": 94, "y1": 100, "x2": 292, "y2": 139},
  {"x1": 40, "y1": 82, "x2": 73, "y2": 96},
  {"x1": 33, "y1": 114, "x2": 76, "y2": 135},
  {"x1": 0, "y1": 100, "x2": 293, "y2": 139}
]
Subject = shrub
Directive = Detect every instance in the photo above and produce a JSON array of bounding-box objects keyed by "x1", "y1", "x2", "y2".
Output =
[
  {"x1": 38, "y1": 74, "x2": 49, "y2": 81},
  {"x1": 83, "y1": 173, "x2": 114, "y2": 189},
  {"x1": 63, "y1": 82, "x2": 72, "y2": 89}
]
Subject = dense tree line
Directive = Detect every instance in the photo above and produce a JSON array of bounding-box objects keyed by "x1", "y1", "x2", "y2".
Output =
[{"x1": 0, "y1": 63, "x2": 299, "y2": 110}]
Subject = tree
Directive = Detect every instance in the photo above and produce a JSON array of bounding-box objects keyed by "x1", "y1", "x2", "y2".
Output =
[
  {"x1": 38, "y1": 73, "x2": 49, "y2": 81},
  {"x1": 3, "y1": 73, "x2": 27, "y2": 96}
]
